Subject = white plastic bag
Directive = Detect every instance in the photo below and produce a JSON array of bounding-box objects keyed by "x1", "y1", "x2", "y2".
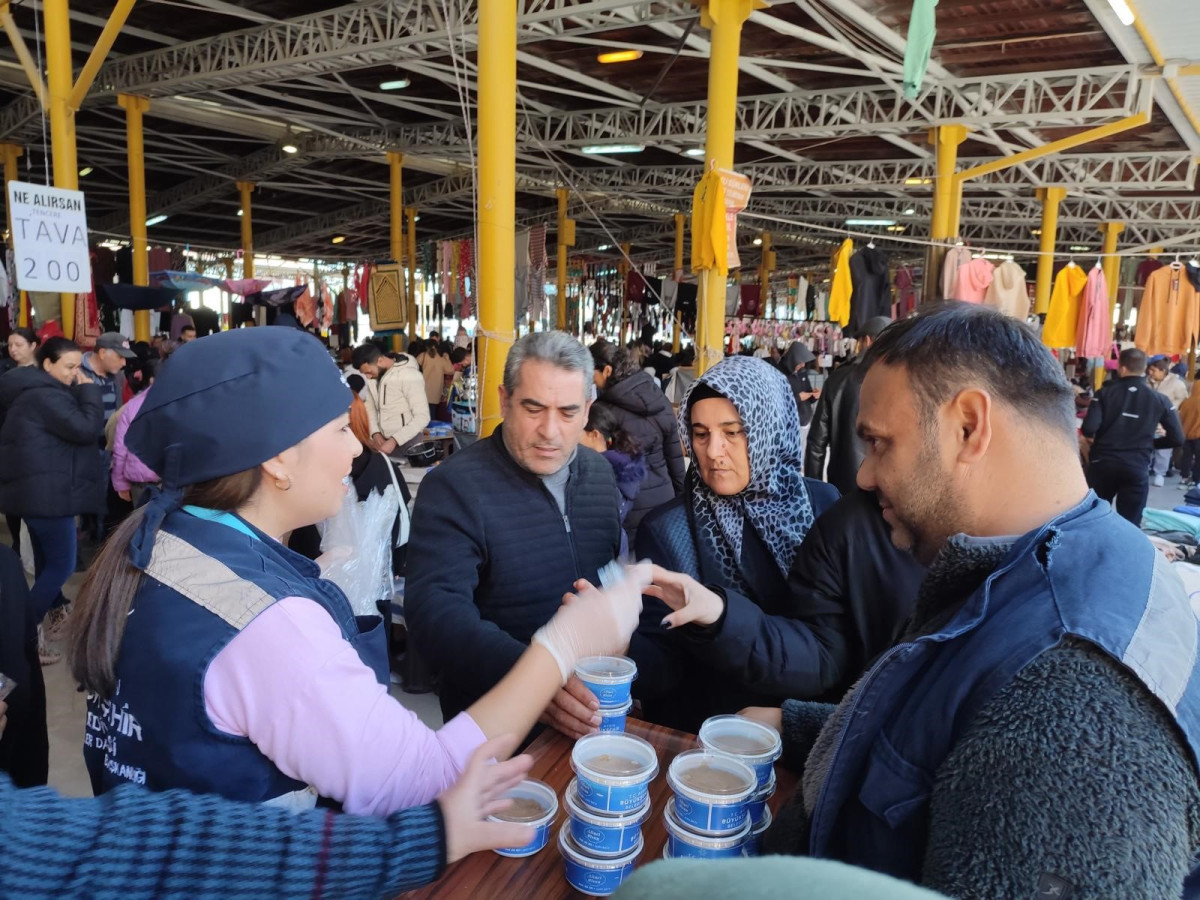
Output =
[{"x1": 318, "y1": 484, "x2": 401, "y2": 617}]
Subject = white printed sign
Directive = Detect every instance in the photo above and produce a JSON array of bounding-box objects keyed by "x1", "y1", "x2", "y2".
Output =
[{"x1": 7, "y1": 180, "x2": 91, "y2": 293}]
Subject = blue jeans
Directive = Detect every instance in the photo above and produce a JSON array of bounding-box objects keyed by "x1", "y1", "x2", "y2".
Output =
[{"x1": 24, "y1": 516, "x2": 76, "y2": 622}]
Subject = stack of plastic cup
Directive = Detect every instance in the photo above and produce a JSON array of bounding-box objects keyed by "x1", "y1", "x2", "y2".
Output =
[
  {"x1": 663, "y1": 749, "x2": 757, "y2": 859},
  {"x1": 575, "y1": 656, "x2": 637, "y2": 733},
  {"x1": 697, "y1": 714, "x2": 781, "y2": 855},
  {"x1": 561, "y1": 732, "x2": 659, "y2": 896},
  {"x1": 487, "y1": 778, "x2": 559, "y2": 858}
]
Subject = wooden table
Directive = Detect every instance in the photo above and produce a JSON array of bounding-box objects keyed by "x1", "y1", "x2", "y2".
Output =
[{"x1": 405, "y1": 719, "x2": 798, "y2": 899}]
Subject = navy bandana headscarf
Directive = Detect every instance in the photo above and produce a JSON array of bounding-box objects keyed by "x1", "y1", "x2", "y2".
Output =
[{"x1": 679, "y1": 355, "x2": 815, "y2": 592}]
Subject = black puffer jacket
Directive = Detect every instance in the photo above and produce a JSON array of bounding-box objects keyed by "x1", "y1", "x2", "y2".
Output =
[
  {"x1": 0, "y1": 367, "x2": 105, "y2": 518},
  {"x1": 848, "y1": 245, "x2": 891, "y2": 336},
  {"x1": 598, "y1": 371, "x2": 685, "y2": 533},
  {"x1": 804, "y1": 357, "x2": 867, "y2": 495}
]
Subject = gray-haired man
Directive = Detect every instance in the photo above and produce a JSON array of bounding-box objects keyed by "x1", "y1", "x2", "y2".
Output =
[{"x1": 406, "y1": 331, "x2": 673, "y2": 740}]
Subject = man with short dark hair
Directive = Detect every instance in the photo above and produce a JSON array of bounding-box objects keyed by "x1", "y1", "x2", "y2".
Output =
[
  {"x1": 1083, "y1": 347, "x2": 1182, "y2": 523},
  {"x1": 660, "y1": 304, "x2": 1200, "y2": 899},
  {"x1": 804, "y1": 315, "x2": 892, "y2": 493},
  {"x1": 406, "y1": 331, "x2": 671, "y2": 740},
  {"x1": 350, "y1": 342, "x2": 428, "y2": 456},
  {"x1": 178, "y1": 325, "x2": 197, "y2": 344}
]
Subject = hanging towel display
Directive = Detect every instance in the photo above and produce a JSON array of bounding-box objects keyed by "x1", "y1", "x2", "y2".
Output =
[
  {"x1": 848, "y1": 244, "x2": 891, "y2": 334},
  {"x1": 827, "y1": 239, "x2": 853, "y2": 327},
  {"x1": 941, "y1": 244, "x2": 973, "y2": 301},
  {"x1": 97, "y1": 283, "x2": 180, "y2": 311},
  {"x1": 529, "y1": 224, "x2": 547, "y2": 320},
  {"x1": 985, "y1": 260, "x2": 1030, "y2": 320},
  {"x1": 1075, "y1": 266, "x2": 1111, "y2": 358},
  {"x1": 902, "y1": 0, "x2": 938, "y2": 99},
  {"x1": 690, "y1": 168, "x2": 728, "y2": 275},
  {"x1": 368, "y1": 262, "x2": 407, "y2": 332},
  {"x1": 514, "y1": 229, "x2": 531, "y2": 323},
  {"x1": 294, "y1": 286, "x2": 316, "y2": 328},
  {"x1": 1135, "y1": 265, "x2": 1200, "y2": 357},
  {"x1": 1041, "y1": 263, "x2": 1088, "y2": 349},
  {"x1": 952, "y1": 256, "x2": 994, "y2": 304}
]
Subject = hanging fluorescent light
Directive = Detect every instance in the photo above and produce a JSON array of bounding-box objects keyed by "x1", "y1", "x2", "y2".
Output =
[
  {"x1": 845, "y1": 218, "x2": 896, "y2": 226},
  {"x1": 903, "y1": 207, "x2": 916, "y2": 216},
  {"x1": 237, "y1": 208, "x2": 244, "y2": 217},
  {"x1": 1106, "y1": 0, "x2": 1135, "y2": 25},
  {"x1": 1069, "y1": 245, "x2": 1092, "y2": 252},
  {"x1": 331, "y1": 235, "x2": 346, "y2": 244},
  {"x1": 78, "y1": 166, "x2": 93, "y2": 177},
  {"x1": 1031, "y1": 228, "x2": 1042, "y2": 236},
  {"x1": 904, "y1": 177, "x2": 932, "y2": 186},
  {"x1": 597, "y1": 244, "x2": 612, "y2": 251},
  {"x1": 281, "y1": 142, "x2": 299, "y2": 154},
  {"x1": 146, "y1": 215, "x2": 168, "y2": 226},
  {"x1": 379, "y1": 77, "x2": 411, "y2": 90},
  {"x1": 597, "y1": 49, "x2": 643, "y2": 64},
  {"x1": 752, "y1": 237, "x2": 763, "y2": 246},
  {"x1": 581, "y1": 143, "x2": 645, "y2": 155},
  {"x1": 684, "y1": 148, "x2": 706, "y2": 158}
]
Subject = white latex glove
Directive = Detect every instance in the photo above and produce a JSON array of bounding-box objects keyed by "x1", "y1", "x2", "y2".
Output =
[{"x1": 533, "y1": 564, "x2": 649, "y2": 683}]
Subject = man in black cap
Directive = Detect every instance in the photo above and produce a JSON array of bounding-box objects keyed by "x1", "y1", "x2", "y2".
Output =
[
  {"x1": 805, "y1": 314, "x2": 892, "y2": 494},
  {"x1": 81, "y1": 332, "x2": 135, "y2": 421}
]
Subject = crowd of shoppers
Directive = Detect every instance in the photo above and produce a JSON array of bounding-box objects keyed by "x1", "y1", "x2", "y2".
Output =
[{"x1": 2, "y1": 303, "x2": 1200, "y2": 898}]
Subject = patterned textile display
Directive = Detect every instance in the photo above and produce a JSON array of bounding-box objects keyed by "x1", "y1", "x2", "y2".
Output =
[
  {"x1": 677, "y1": 355, "x2": 816, "y2": 593},
  {"x1": 74, "y1": 290, "x2": 101, "y2": 347},
  {"x1": 514, "y1": 229, "x2": 531, "y2": 326},
  {"x1": 294, "y1": 286, "x2": 316, "y2": 327},
  {"x1": 458, "y1": 240, "x2": 474, "y2": 319},
  {"x1": 368, "y1": 262, "x2": 407, "y2": 332},
  {"x1": 528, "y1": 225, "x2": 547, "y2": 321}
]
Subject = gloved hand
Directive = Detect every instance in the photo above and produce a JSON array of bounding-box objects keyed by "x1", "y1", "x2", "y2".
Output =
[{"x1": 533, "y1": 564, "x2": 649, "y2": 683}]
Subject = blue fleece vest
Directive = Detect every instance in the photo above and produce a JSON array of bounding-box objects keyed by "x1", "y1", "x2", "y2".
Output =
[
  {"x1": 83, "y1": 509, "x2": 389, "y2": 805},
  {"x1": 809, "y1": 493, "x2": 1200, "y2": 882}
]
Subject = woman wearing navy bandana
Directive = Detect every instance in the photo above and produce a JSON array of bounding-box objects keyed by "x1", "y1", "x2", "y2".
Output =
[{"x1": 66, "y1": 327, "x2": 646, "y2": 878}]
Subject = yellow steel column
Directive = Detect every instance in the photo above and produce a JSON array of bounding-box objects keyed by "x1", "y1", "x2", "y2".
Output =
[
  {"x1": 44, "y1": 0, "x2": 78, "y2": 337},
  {"x1": 925, "y1": 125, "x2": 968, "y2": 305},
  {"x1": 118, "y1": 94, "x2": 151, "y2": 342},
  {"x1": 1097, "y1": 221, "x2": 1125, "y2": 313},
  {"x1": 237, "y1": 181, "x2": 254, "y2": 279},
  {"x1": 758, "y1": 231, "x2": 774, "y2": 315},
  {"x1": 697, "y1": 0, "x2": 761, "y2": 373},
  {"x1": 556, "y1": 187, "x2": 572, "y2": 331},
  {"x1": 387, "y1": 152, "x2": 404, "y2": 350},
  {"x1": 1034, "y1": 187, "x2": 1067, "y2": 316},
  {"x1": 477, "y1": 0, "x2": 516, "y2": 437},
  {"x1": 673, "y1": 212, "x2": 685, "y2": 353},
  {"x1": 406, "y1": 205, "x2": 418, "y2": 335},
  {"x1": 1, "y1": 142, "x2": 27, "y2": 327}
]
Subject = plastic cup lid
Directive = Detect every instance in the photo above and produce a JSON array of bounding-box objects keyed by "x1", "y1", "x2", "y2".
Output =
[
  {"x1": 662, "y1": 797, "x2": 751, "y2": 847},
  {"x1": 667, "y1": 749, "x2": 757, "y2": 805},
  {"x1": 572, "y1": 732, "x2": 660, "y2": 786},
  {"x1": 698, "y1": 714, "x2": 783, "y2": 763},
  {"x1": 558, "y1": 825, "x2": 644, "y2": 868},
  {"x1": 574, "y1": 656, "x2": 638, "y2": 684},
  {"x1": 564, "y1": 778, "x2": 651, "y2": 827}
]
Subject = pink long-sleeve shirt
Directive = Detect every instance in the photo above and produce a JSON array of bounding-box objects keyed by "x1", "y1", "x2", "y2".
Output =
[
  {"x1": 203, "y1": 594, "x2": 486, "y2": 816},
  {"x1": 111, "y1": 390, "x2": 159, "y2": 492}
]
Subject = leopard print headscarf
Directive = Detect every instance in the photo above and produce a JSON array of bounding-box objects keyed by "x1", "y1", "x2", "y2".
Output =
[{"x1": 680, "y1": 355, "x2": 815, "y2": 593}]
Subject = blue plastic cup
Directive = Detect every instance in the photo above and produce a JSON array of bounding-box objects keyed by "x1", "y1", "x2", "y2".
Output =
[
  {"x1": 488, "y1": 778, "x2": 558, "y2": 858},
  {"x1": 663, "y1": 797, "x2": 750, "y2": 859},
  {"x1": 574, "y1": 656, "x2": 638, "y2": 708},
  {"x1": 565, "y1": 778, "x2": 650, "y2": 858},
  {"x1": 743, "y1": 806, "x2": 773, "y2": 857},
  {"x1": 597, "y1": 697, "x2": 633, "y2": 733},
  {"x1": 559, "y1": 827, "x2": 642, "y2": 896},
  {"x1": 666, "y1": 749, "x2": 756, "y2": 835},
  {"x1": 571, "y1": 732, "x2": 659, "y2": 815},
  {"x1": 745, "y1": 770, "x2": 777, "y2": 827},
  {"x1": 698, "y1": 714, "x2": 782, "y2": 789}
]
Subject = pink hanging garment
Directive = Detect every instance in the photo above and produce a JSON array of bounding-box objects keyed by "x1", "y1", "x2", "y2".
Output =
[
  {"x1": 953, "y1": 257, "x2": 994, "y2": 304},
  {"x1": 942, "y1": 245, "x2": 973, "y2": 300},
  {"x1": 458, "y1": 239, "x2": 474, "y2": 319},
  {"x1": 355, "y1": 264, "x2": 371, "y2": 313},
  {"x1": 1075, "y1": 266, "x2": 1111, "y2": 358},
  {"x1": 894, "y1": 266, "x2": 917, "y2": 316}
]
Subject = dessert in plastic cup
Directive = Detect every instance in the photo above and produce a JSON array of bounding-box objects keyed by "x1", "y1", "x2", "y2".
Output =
[
  {"x1": 666, "y1": 749, "x2": 757, "y2": 834},
  {"x1": 571, "y1": 732, "x2": 659, "y2": 815},
  {"x1": 574, "y1": 656, "x2": 638, "y2": 707},
  {"x1": 488, "y1": 778, "x2": 558, "y2": 858}
]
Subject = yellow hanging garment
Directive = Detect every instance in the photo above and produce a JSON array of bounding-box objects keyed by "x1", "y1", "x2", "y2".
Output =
[
  {"x1": 1041, "y1": 263, "x2": 1088, "y2": 348},
  {"x1": 691, "y1": 169, "x2": 728, "y2": 276},
  {"x1": 828, "y1": 239, "x2": 853, "y2": 327}
]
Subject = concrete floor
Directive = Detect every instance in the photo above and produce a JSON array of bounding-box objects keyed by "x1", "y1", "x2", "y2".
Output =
[{"x1": 8, "y1": 522, "x2": 443, "y2": 799}]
